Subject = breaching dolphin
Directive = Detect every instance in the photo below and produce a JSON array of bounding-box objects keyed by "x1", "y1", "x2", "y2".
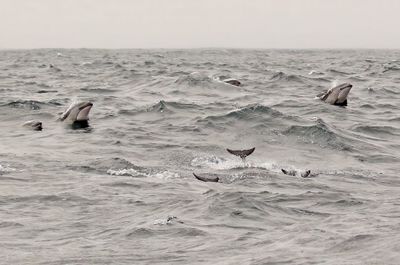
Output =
[
  {"x1": 317, "y1": 83, "x2": 352, "y2": 106},
  {"x1": 59, "y1": 101, "x2": 93, "y2": 128}
]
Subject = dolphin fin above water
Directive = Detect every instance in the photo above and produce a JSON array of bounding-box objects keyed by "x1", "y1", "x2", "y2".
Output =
[
  {"x1": 281, "y1": 169, "x2": 296, "y2": 176},
  {"x1": 226, "y1": 147, "x2": 255, "y2": 159},
  {"x1": 281, "y1": 169, "x2": 312, "y2": 178},
  {"x1": 193, "y1": 173, "x2": 219, "y2": 182},
  {"x1": 223, "y1": 78, "x2": 241, "y2": 86}
]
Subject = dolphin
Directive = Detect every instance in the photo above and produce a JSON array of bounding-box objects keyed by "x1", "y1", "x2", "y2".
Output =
[
  {"x1": 223, "y1": 78, "x2": 241, "y2": 86},
  {"x1": 59, "y1": 101, "x2": 93, "y2": 128},
  {"x1": 226, "y1": 147, "x2": 255, "y2": 160},
  {"x1": 281, "y1": 169, "x2": 311, "y2": 178},
  {"x1": 193, "y1": 173, "x2": 219, "y2": 182},
  {"x1": 23, "y1": 120, "x2": 43, "y2": 131},
  {"x1": 317, "y1": 83, "x2": 352, "y2": 106}
]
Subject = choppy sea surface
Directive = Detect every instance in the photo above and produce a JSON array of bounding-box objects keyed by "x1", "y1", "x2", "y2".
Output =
[{"x1": 0, "y1": 49, "x2": 400, "y2": 265}]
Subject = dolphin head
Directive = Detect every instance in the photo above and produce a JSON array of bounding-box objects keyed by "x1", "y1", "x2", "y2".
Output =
[
  {"x1": 23, "y1": 120, "x2": 43, "y2": 131},
  {"x1": 319, "y1": 83, "x2": 352, "y2": 106},
  {"x1": 59, "y1": 101, "x2": 93, "y2": 127}
]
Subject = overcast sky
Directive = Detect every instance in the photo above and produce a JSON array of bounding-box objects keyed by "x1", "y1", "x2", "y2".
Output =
[{"x1": 1, "y1": 0, "x2": 399, "y2": 49}]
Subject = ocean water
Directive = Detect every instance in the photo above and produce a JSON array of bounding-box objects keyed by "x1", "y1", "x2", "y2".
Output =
[{"x1": 0, "y1": 49, "x2": 399, "y2": 265}]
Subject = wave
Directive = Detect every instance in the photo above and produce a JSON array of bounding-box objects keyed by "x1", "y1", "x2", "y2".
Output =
[
  {"x1": 225, "y1": 104, "x2": 286, "y2": 119},
  {"x1": 308, "y1": 70, "x2": 325, "y2": 76},
  {"x1": 1, "y1": 99, "x2": 62, "y2": 110},
  {"x1": 79, "y1": 60, "x2": 120, "y2": 68},
  {"x1": 197, "y1": 104, "x2": 298, "y2": 131},
  {"x1": 203, "y1": 104, "x2": 285, "y2": 121},
  {"x1": 380, "y1": 88, "x2": 399, "y2": 95},
  {"x1": 80, "y1": 87, "x2": 118, "y2": 93},
  {"x1": 202, "y1": 190, "x2": 332, "y2": 220},
  {"x1": 352, "y1": 125, "x2": 400, "y2": 137},
  {"x1": 348, "y1": 75, "x2": 367, "y2": 82},
  {"x1": 0, "y1": 164, "x2": 16, "y2": 174},
  {"x1": 190, "y1": 155, "x2": 279, "y2": 171},
  {"x1": 16, "y1": 81, "x2": 50, "y2": 88},
  {"x1": 119, "y1": 100, "x2": 200, "y2": 116},
  {"x1": 68, "y1": 157, "x2": 141, "y2": 174},
  {"x1": 269, "y1": 71, "x2": 330, "y2": 84},
  {"x1": 147, "y1": 100, "x2": 198, "y2": 113},
  {"x1": 0, "y1": 221, "x2": 24, "y2": 228},
  {"x1": 283, "y1": 118, "x2": 353, "y2": 151},
  {"x1": 175, "y1": 72, "x2": 214, "y2": 86},
  {"x1": 328, "y1": 69, "x2": 354, "y2": 75},
  {"x1": 0, "y1": 194, "x2": 94, "y2": 204},
  {"x1": 107, "y1": 168, "x2": 180, "y2": 180},
  {"x1": 3, "y1": 100, "x2": 43, "y2": 110},
  {"x1": 269, "y1": 71, "x2": 302, "y2": 82},
  {"x1": 388, "y1": 117, "x2": 400, "y2": 122},
  {"x1": 382, "y1": 65, "x2": 400, "y2": 73},
  {"x1": 72, "y1": 157, "x2": 180, "y2": 180}
]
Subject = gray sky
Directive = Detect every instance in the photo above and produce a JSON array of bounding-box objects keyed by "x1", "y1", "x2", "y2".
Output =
[{"x1": 1, "y1": 0, "x2": 399, "y2": 49}]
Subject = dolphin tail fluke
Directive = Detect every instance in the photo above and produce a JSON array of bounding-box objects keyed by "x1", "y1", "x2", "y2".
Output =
[
  {"x1": 226, "y1": 147, "x2": 255, "y2": 159},
  {"x1": 193, "y1": 173, "x2": 219, "y2": 183}
]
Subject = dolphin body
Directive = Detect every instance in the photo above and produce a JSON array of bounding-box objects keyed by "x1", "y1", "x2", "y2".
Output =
[
  {"x1": 23, "y1": 120, "x2": 43, "y2": 131},
  {"x1": 193, "y1": 173, "x2": 219, "y2": 182},
  {"x1": 223, "y1": 78, "x2": 241, "y2": 86},
  {"x1": 59, "y1": 101, "x2": 93, "y2": 129},
  {"x1": 281, "y1": 169, "x2": 311, "y2": 178},
  {"x1": 317, "y1": 83, "x2": 352, "y2": 106}
]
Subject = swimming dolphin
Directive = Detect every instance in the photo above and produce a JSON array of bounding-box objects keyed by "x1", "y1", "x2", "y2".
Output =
[
  {"x1": 23, "y1": 120, "x2": 43, "y2": 131},
  {"x1": 193, "y1": 173, "x2": 219, "y2": 182},
  {"x1": 281, "y1": 169, "x2": 311, "y2": 178},
  {"x1": 59, "y1": 101, "x2": 93, "y2": 128},
  {"x1": 317, "y1": 83, "x2": 352, "y2": 106},
  {"x1": 223, "y1": 78, "x2": 241, "y2": 86}
]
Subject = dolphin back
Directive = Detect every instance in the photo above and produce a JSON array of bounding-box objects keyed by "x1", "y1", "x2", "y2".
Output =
[{"x1": 193, "y1": 173, "x2": 219, "y2": 182}]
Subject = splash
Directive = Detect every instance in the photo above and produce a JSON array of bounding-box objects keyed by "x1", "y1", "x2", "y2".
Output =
[
  {"x1": 0, "y1": 164, "x2": 16, "y2": 173},
  {"x1": 107, "y1": 168, "x2": 180, "y2": 180},
  {"x1": 191, "y1": 155, "x2": 279, "y2": 171}
]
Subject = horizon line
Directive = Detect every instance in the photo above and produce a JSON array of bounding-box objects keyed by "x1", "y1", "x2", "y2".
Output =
[{"x1": 1, "y1": 47, "x2": 400, "y2": 51}]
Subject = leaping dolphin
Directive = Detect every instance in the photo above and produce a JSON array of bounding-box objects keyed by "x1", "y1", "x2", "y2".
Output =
[
  {"x1": 317, "y1": 83, "x2": 352, "y2": 106},
  {"x1": 59, "y1": 101, "x2": 93, "y2": 128}
]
